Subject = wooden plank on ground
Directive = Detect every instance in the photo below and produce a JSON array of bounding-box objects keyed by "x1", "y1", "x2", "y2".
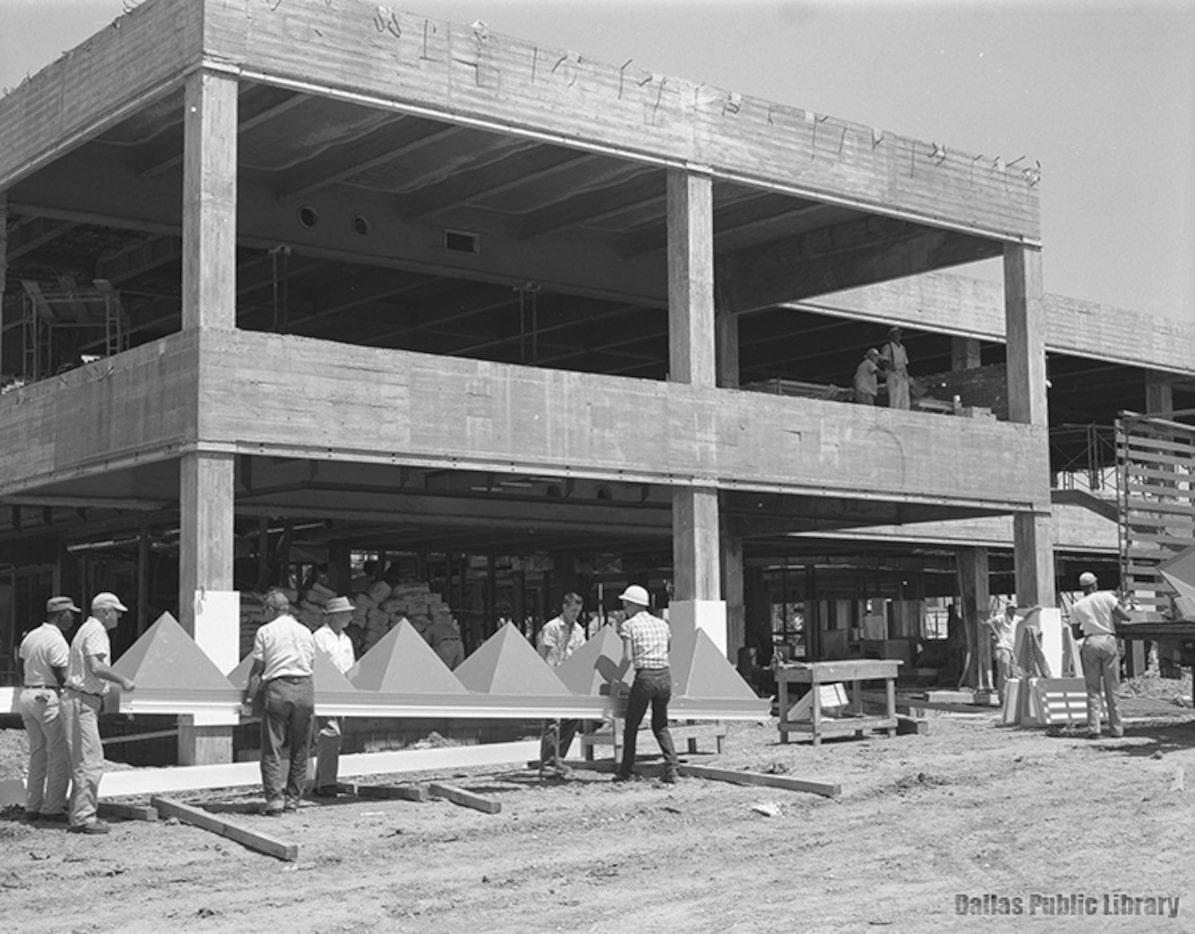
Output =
[
  {"x1": 341, "y1": 781, "x2": 428, "y2": 802},
  {"x1": 676, "y1": 764, "x2": 840, "y2": 798},
  {"x1": 427, "y1": 782, "x2": 501, "y2": 814},
  {"x1": 97, "y1": 801, "x2": 158, "y2": 822},
  {"x1": 150, "y1": 796, "x2": 299, "y2": 862}
]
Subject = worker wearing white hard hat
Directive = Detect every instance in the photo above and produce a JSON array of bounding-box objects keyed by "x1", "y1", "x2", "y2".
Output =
[{"x1": 612, "y1": 585, "x2": 679, "y2": 784}]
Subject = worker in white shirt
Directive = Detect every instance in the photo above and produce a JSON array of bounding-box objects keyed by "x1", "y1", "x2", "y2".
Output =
[
  {"x1": 986, "y1": 603, "x2": 1021, "y2": 703},
  {"x1": 537, "y1": 592, "x2": 587, "y2": 777},
  {"x1": 244, "y1": 590, "x2": 315, "y2": 815},
  {"x1": 18, "y1": 596, "x2": 80, "y2": 823},
  {"x1": 1071, "y1": 571, "x2": 1126, "y2": 739},
  {"x1": 312, "y1": 595, "x2": 356, "y2": 798}
]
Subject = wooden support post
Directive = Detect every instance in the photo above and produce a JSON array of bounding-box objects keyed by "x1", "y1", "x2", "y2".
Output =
[
  {"x1": 667, "y1": 169, "x2": 715, "y2": 387},
  {"x1": 150, "y1": 796, "x2": 299, "y2": 861},
  {"x1": 182, "y1": 70, "x2": 238, "y2": 331},
  {"x1": 957, "y1": 548, "x2": 993, "y2": 692},
  {"x1": 428, "y1": 782, "x2": 501, "y2": 814}
]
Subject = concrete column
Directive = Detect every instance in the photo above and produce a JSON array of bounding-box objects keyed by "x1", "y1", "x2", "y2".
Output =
[
  {"x1": 957, "y1": 547, "x2": 993, "y2": 693},
  {"x1": 1003, "y1": 244, "x2": 1048, "y2": 428},
  {"x1": 178, "y1": 70, "x2": 239, "y2": 765},
  {"x1": 667, "y1": 169, "x2": 715, "y2": 387},
  {"x1": 951, "y1": 336, "x2": 981, "y2": 371},
  {"x1": 1004, "y1": 244, "x2": 1054, "y2": 607},
  {"x1": 0, "y1": 192, "x2": 7, "y2": 378},
  {"x1": 1145, "y1": 370, "x2": 1174, "y2": 415},
  {"x1": 1013, "y1": 514, "x2": 1056, "y2": 608},
  {"x1": 721, "y1": 517, "x2": 745, "y2": 662},
  {"x1": 672, "y1": 488, "x2": 725, "y2": 652},
  {"x1": 667, "y1": 168, "x2": 724, "y2": 649},
  {"x1": 182, "y1": 70, "x2": 238, "y2": 331}
]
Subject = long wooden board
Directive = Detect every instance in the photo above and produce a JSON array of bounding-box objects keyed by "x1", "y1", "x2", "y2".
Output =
[
  {"x1": 676, "y1": 764, "x2": 840, "y2": 798},
  {"x1": 342, "y1": 782, "x2": 429, "y2": 802},
  {"x1": 428, "y1": 782, "x2": 501, "y2": 815},
  {"x1": 150, "y1": 796, "x2": 299, "y2": 862}
]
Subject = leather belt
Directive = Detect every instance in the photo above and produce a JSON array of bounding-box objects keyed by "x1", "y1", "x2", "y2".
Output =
[{"x1": 25, "y1": 684, "x2": 61, "y2": 691}]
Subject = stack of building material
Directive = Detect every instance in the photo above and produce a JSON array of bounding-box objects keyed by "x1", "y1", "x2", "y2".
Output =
[
  {"x1": 348, "y1": 580, "x2": 448, "y2": 653},
  {"x1": 296, "y1": 581, "x2": 337, "y2": 629}
]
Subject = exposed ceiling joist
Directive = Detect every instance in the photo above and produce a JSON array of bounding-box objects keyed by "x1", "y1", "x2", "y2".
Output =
[
  {"x1": 276, "y1": 120, "x2": 465, "y2": 201},
  {"x1": 6, "y1": 216, "x2": 78, "y2": 261},
  {"x1": 134, "y1": 86, "x2": 310, "y2": 179},
  {"x1": 518, "y1": 167, "x2": 662, "y2": 240},
  {"x1": 395, "y1": 145, "x2": 599, "y2": 221}
]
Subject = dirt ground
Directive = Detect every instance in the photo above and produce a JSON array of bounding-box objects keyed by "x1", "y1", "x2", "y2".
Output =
[{"x1": 2, "y1": 678, "x2": 1194, "y2": 934}]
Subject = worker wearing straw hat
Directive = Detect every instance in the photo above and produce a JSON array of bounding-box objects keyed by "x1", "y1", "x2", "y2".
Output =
[{"x1": 312, "y1": 595, "x2": 356, "y2": 798}]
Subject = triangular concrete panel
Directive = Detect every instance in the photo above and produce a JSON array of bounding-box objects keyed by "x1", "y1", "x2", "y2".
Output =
[
  {"x1": 1159, "y1": 545, "x2": 1195, "y2": 602},
  {"x1": 454, "y1": 621, "x2": 572, "y2": 695},
  {"x1": 555, "y1": 626, "x2": 632, "y2": 696},
  {"x1": 670, "y1": 627, "x2": 759, "y2": 701},
  {"x1": 112, "y1": 612, "x2": 236, "y2": 691},
  {"x1": 226, "y1": 653, "x2": 254, "y2": 688},
  {"x1": 347, "y1": 619, "x2": 468, "y2": 694},
  {"x1": 313, "y1": 649, "x2": 358, "y2": 695}
]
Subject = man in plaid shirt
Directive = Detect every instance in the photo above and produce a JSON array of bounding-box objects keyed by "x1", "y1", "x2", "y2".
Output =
[{"x1": 613, "y1": 585, "x2": 679, "y2": 784}]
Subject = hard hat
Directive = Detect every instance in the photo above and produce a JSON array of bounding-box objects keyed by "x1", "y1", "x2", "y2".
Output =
[{"x1": 618, "y1": 584, "x2": 649, "y2": 607}]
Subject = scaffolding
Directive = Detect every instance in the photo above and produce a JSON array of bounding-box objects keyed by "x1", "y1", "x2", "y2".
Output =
[{"x1": 16, "y1": 278, "x2": 128, "y2": 382}]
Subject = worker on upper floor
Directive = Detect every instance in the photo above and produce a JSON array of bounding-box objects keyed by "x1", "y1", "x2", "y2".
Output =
[{"x1": 879, "y1": 327, "x2": 911, "y2": 410}]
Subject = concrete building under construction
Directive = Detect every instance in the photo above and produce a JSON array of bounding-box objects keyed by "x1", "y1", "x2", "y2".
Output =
[{"x1": 3, "y1": 0, "x2": 1194, "y2": 744}]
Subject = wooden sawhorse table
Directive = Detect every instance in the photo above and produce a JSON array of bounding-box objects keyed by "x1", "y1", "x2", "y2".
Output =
[{"x1": 775, "y1": 659, "x2": 901, "y2": 745}]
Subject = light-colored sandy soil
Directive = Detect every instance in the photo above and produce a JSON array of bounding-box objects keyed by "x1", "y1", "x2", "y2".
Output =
[{"x1": 2, "y1": 685, "x2": 1194, "y2": 934}]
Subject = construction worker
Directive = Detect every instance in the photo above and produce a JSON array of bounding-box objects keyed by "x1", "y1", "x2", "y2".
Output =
[
  {"x1": 244, "y1": 590, "x2": 315, "y2": 815},
  {"x1": 312, "y1": 595, "x2": 355, "y2": 798},
  {"x1": 1071, "y1": 571, "x2": 1126, "y2": 739},
  {"x1": 18, "y1": 596, "x2": 80, "y2": 823},
  {"x1": 986, "y1": 603, "x2": 1021, "y2": 703},
  {"x1": 537, "y1": 592, "x2": 587, "y2": 777},
  {"x1": 613, "y1": 585, "x2": 679, "y2": 785},
  {"x1": 62, "y1": 592, "x2": 136, "y2": 834},
  {"x1": 852, "y1": 347, "x2": 882, "y2": 405},
  {"x1": 879, "y1": 326, "x2": 911, "y2": 409}
]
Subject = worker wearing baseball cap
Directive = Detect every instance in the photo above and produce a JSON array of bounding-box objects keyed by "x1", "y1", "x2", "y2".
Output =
[
  {"x1": 62, "y1": 592, "x2": 135, "y2": 834},
  {"x1": 17, "y1": 596, "x2": 81, "y2": 823},
  {"x1": 612, "y1": 584, "x2": 679, "y2": 785},
  {"x1": 1070, "y1": 571, "x2": 1125, "y2": 739}
]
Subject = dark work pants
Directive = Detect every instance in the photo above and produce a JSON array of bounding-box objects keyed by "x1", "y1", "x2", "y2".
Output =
[
  {"x1": 619, "y1": 667, "x2": 679, "y2": 779},
  {"x1": 260, "y1": 676, "x2": 314, "y2": 804}
]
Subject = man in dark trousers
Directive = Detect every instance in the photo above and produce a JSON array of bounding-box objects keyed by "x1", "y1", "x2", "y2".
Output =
[
  {"x1": 613, "y1": 585, "x2": 679, "y2": 784},
  {"x1": 243, "y1": 590, "x2": 316, "y2": 815}
]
